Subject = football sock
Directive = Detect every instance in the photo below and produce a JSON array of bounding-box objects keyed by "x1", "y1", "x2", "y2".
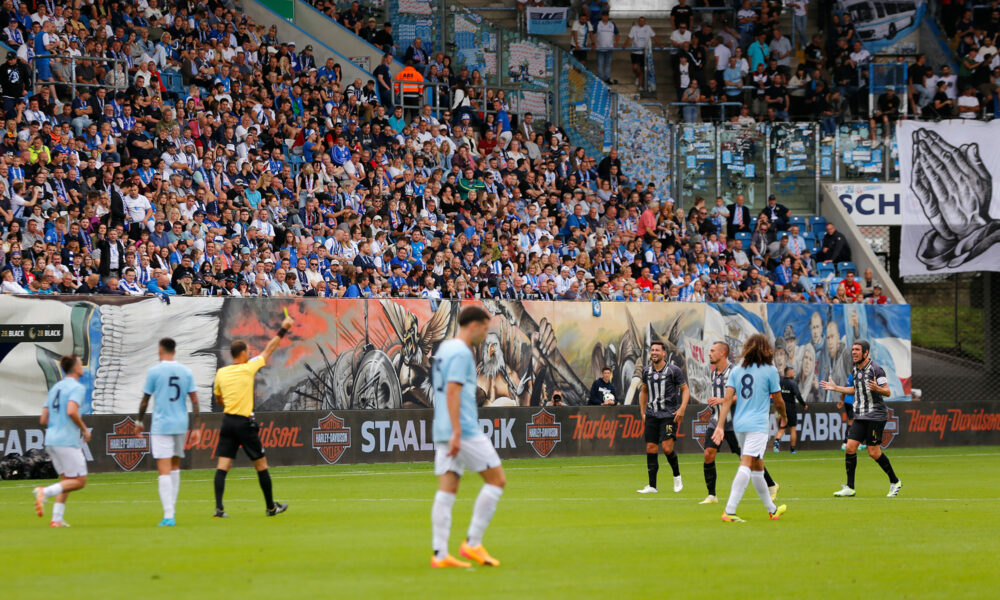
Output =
[
  {"x1": 257, "y1": 469, "x2": 275, "y2": 510},
  {"x1": 214, "y1": 469, "x2": 227, "y2": 511},
  {"x1": 431, "y1": 490, "x2": 456, "y2": 560},
  {"x1": 845, "y1": 453, "x2": 858, "y2": 489},
  {"x1": 665, "y1": 451, "x2": 680, "y2": 477},
  {"x1": 158, "y1": 474, "x2": 174, "y2": 519},
  {"x1": 704, "y1": 461, "x2": 717, "y2": 496},
  {"x1": 646, "y1": 453, "x2": 658, "y2": 488},
  {"x1": 725, "y1": 465, "x2": 751, "y2": 515},
  {"x1": 42, "y1": 483, "x2": 63, "y2": 498},
  {"x1": 171, "y1": 470, "x2": 180, "y2": 506},
  {"x1": 763, "y1": 468, "x2": 775, "y2": 487},
  {"x1": 467, "y1": 484, "x2": 503, "y2": 547},
  {"x1": 875, "y1": 454, "x2": 899, "y2": 484},
  {"x1": 751, "y1": 470, "x2": 777, "y2": 514},
  {"x1": 53, "y1": 502, "x2": 65, "y2": 523}
]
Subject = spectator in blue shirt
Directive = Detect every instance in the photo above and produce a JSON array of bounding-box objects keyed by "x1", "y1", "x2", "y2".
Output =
[
  {"x1": 494, "y1": 99, "x2": 512, "y2": 149},
  {"x1": 330, "y1": 136, "x2": 351, "y2": 166}
]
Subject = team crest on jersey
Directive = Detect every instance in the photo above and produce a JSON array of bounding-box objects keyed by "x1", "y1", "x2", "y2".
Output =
[
  {"x1": 880, "y1": 407, "x2": 900, "y2": 448},
  {"x1": 312, "y1": 412, "x2": 351, "y2": 464},
  {"x1": 105, "y1": 417, "x2": 149, "y2": 471},
  {"x1": 691, "y1": 407, "x2": 715, "y2": 450},
  {"x1": 525, "y1": 409, "x2": 561, "y2": 457}
]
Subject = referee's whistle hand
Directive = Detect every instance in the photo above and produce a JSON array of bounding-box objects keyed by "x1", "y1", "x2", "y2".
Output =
[{"x1": 134, "y1": 422, "x2": 145, "y2": 434}]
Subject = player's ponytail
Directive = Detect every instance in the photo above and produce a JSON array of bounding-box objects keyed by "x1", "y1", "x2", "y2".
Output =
[{"x1": 740, "y1": 334, "x2": 774, "y2": 368}]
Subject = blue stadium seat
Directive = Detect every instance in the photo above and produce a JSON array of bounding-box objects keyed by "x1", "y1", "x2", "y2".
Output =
[
  {"x1": 777, "y1": 231, "x2": 789, "y2": 241},
  {"x1": 837, "y1": 261, "x2": 857, "y2": 276},
  {"x1": 809, "y1": 216, "x2": 827, "y2": 234},
  {"x1": 788, "y1": 215, "x2": 807, "y2": 229},
  {"x1": 161, "y1": 69, "x2": 186, "y2": 97},
  {"x1": 735, "y1": 232, "x2": 752, "y2": 245},
  {"x1": 802, "y1": 232, "x2": 816, "y2": 246},
  {"x1": 817, "y1": 263, "x2": 836, "y2": 279},
  {"x1": 749, "y1": 216, "x2": 758, "y2": 231}
]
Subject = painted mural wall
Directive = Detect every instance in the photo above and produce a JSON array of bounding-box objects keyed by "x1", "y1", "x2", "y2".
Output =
[{"x1": 0, "y1": 297, "x2": 912, "y2": 416}]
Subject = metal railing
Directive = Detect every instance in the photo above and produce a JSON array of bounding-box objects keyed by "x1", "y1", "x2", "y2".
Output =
[
  {"x1": 30, "y1": 54, "x2": 130, "y2": 100},
  {"x1": 390, "y1": 80, "x2": 552, "y2": 126}
]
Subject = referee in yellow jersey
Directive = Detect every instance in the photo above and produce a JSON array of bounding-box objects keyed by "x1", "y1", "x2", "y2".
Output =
[{"x1": 212, "y1": 313, "x2": 294, "y2": 518}]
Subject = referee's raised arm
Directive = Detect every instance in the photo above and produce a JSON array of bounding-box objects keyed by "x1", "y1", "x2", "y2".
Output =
[{"x1": 261, "y1": 314, "x2": 296, "y2": 363}]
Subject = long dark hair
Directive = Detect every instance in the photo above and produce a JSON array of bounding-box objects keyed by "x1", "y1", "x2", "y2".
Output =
[{"x1": 740, "y1": 333, "x2": 774, "y2": 368}]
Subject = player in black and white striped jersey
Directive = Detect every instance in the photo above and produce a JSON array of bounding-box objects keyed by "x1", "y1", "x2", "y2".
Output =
[
  {"x1": 637, "y1": 342, "x2": 689, "y2": 494},
  {"x1": 820, "y1": 340, "x2": 902, "y2": 498},
  {"x1": 700, "y1": 341, "x2": 779, "y2": 505}
]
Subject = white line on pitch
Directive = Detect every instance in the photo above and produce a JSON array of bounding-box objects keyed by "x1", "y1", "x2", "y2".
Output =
[{"x1": 0, "y1": 451, "x2": 996, "y2": 491}]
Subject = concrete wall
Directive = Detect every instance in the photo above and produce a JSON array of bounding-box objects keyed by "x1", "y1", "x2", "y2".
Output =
[
  {"x1": 243, "y1": 0, "x2": 373, "y2": 82},
  {"x1": 292, "y1": 0, "x2": 403, "y2": 79},
  {"x1": 820, "y1": 182, "x2": 905, "y2": 304}
]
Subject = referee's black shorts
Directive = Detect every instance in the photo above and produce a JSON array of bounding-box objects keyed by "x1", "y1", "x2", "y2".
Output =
[
  {"x1": 704, "y1": 428, "x2": 740, "y2": 454},
  {"x1": 844, "y1": 403, "x2": 855, "y2": 421},
  {"x1": 218, "y1": 414, "x2": 266, "y2": 461},
  {"x1": 782, "y1": 408, "x2": 799, "y2": 428},
  {"x1": 644, "y1": 415, "x2": 677, "y2": 444}
]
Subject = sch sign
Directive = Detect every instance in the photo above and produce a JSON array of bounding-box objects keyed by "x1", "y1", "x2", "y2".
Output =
[{"x1": 832, "y1": 183, "x2": 902, "y2": 225}]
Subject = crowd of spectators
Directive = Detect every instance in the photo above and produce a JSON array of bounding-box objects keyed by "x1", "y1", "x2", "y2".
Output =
[
  {"x1": 565, "y1": 0, "x2": 979, "y2": 131},
  {"x1": 0, "y1": 0, "x2": 873, "y2": 305}
]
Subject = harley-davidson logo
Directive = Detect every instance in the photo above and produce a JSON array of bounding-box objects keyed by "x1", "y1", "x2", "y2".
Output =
[
  {"x1": 880, "y1": 407, "x2": 900, "y2": 448},
  {"x1": 312, "y1": 412, "x2": 352, "y2": 464},
  {"x1": 691, "y1": 406, "x2": 715, "y2": 450},
  {"x1": 105, "y1": 416, "x2": 149, "y2": 471},
  {"x1": 526, "y1": 409, "x2": 561, "y2": 457}
]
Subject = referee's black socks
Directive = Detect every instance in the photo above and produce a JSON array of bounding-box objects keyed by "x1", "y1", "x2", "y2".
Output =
[
  {"x1": 647, "y1": 453, "x2": 658, "y2": 488},
  {"x1": 763, "y1": 468, "x2": 775, "y2": 488},
  {"x1": 214, "y1": 469, "x2": 227, "y2": 511},
  {"x1": 665, "y1": 451, "x2": 680, "y2": 478},
  {"x1": 875, "y1": 453, "x2": 899, "y2": 484},
  {"x1": 258, "y1": 469, "x2": 275, "y2": 510}
]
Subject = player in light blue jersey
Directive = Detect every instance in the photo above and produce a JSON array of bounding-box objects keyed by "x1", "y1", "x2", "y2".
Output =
[
  {"x1": 712, "y1": 334, "x2": 788, "y2": 523},
  {"x1": 33, "y1": 354, "x2": 91, "y2": 528},
  {"x1": 136, "y1": 338, "x2": 201, "y2": 527},
  {"x1": 429, "y1": 305, "x2": 506, "y2": 569}
]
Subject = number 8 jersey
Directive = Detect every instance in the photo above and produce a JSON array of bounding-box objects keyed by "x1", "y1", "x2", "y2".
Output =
[
  {"x1": 143, "y1": 361, "x2": 197, "y2": 435},
  {"x1": 726, "y1": 363, "x2": 781, "y2": 434}
]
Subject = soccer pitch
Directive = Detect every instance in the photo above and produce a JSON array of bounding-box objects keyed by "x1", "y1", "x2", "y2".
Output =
[{"x1": 4, "y1": 447, "x2": 999, "y2": 599}]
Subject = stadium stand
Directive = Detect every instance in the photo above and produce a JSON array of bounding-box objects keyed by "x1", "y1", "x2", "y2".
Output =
[{"x1": 0, "y1": 0, "x2": 879, "y2": 305}]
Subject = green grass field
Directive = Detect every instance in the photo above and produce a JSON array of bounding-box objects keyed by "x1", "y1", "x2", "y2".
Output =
[{"x1": 4, "y1": 447, "x2": 999, "y2": 599}]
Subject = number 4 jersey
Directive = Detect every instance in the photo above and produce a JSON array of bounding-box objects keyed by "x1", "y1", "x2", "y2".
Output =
[
  {"x1": 726, "y1": 363, "x2": 781, "y2": 434},
  {"x1": 45, "y1": 377, "x2": 87, "y2": 448},
  {"x1": 142, "y1": 361, "x2": 197, "y2": 435}
]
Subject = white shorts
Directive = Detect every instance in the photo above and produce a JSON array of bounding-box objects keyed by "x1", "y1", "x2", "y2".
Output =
[
  {"x1": 46, "y1": 446, "x2": 87, "y2": 478},
  {"x1": 434, "y1": 434, "x2": 502, "y2": 477},
  {"x1": 736, "y1": 432, "x2": 769, "y2": 459},
  {"x1": 151, "y1": 434, "x2": 186, "y2": 459}
]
